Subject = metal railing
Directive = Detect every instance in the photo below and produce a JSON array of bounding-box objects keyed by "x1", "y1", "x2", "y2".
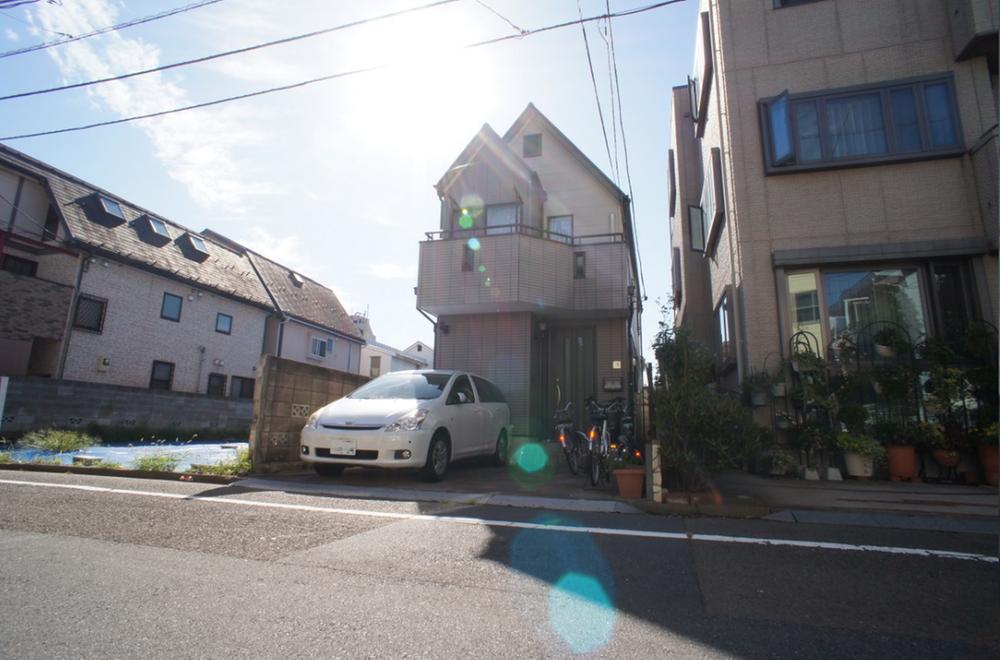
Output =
[{"x1": 423, "y1": 223, "x2": 625, "y2": 246}]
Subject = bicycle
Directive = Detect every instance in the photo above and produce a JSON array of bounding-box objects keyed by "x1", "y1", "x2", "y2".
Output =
[
  {"x1": 585, "y1": 397, "x2": 625, "y2": 487},
  {"x1": 553, "y1": 401, "x2": 588, "y2": 476}
]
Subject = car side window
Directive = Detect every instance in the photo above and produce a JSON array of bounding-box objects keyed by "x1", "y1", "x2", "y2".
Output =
[
  {"x1": 447, "y1": 375, "x2": 475, "y2": 405},
  {"x1": 472, "y1": 376, "x2": 504, "y2": 403}
]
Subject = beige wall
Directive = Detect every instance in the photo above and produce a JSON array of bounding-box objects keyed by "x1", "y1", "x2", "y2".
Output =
[
  {"x1": 274, "y1": 320, "x2": 361, "y2": 374},
  {"x1": 677, "y1": 0, "x2": 999, "y2": 376},
  {"x1": 62, "y1": 258, "x2": 269, "y2": 393},
  {"x1": 0, "y1": 167, "x2": 51, "y2": 242}
]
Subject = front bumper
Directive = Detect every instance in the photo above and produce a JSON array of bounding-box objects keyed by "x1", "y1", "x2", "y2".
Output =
[{"x1": 300, "y1": 426, "x2": 431, "y2": 468}]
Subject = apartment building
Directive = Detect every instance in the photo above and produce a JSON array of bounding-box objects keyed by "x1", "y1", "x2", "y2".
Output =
[
  {"x1": 351, "y1": 314, "x2": 428, "y2": 378},
  {"x1": 0, "y1": 145, "x2": 363, "y2": 397},
  {"x1": 417, "y1": 103, "x2": 643, "y2": 435},
  {"x1": 669, "y1": 0, "x2": 997, "y2": 385}
]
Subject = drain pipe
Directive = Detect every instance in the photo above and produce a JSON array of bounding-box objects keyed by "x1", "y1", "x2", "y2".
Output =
[{"x1": 417, "y1": 308, "x2": 437, "y2": 369}]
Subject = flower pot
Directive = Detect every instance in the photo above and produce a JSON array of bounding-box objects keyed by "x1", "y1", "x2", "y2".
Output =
[
  {"x1": 613, "y1": 468, "x2": 645, "y2": 499},
  {"x1": 932, "y1": 449, "x2": 961, "y2": 468},
  {"x1": 843, "y1": 452, "x2": 874, "y2": 479},
  {"x1": 875, "y1": 343, "x2": 896, "y2": 358},
  {"x1": 979, "y1": 445, "x2": 998, "y2": 487},
  {"x1": 886, "y1": 445, "x2": 917, "y2": 481},
  {"x1": 751, "y1": 391, "x2": 770, "y2": 407},
  {"x1": 771, "y1": 382, "x2": 787, "y2": 398}
]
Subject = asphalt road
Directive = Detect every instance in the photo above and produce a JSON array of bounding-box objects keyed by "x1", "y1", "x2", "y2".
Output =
[{"x1": 0, "y1": 469, "x2": 996, "y2": 659}]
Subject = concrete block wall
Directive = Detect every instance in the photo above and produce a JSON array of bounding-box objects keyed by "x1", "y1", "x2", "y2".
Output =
[
  {"x1": 249, "y1": 354, "x2": 368, "y2": 472},
  {"x1": 0, "y1": 376, "x2": 252, "y2": 435}
]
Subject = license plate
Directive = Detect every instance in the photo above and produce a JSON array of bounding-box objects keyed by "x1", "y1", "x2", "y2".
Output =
[{"x1": 331, "y1": 439, "x2": 356, "y2": 456}]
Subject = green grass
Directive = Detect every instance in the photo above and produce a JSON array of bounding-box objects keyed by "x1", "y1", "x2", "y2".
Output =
[
  {"x1": 28, "y1": 456, "x2": 64, "y2": 465},
  {"x1": 0, "y1": 451, "x2": 11, "y2": 463},
  {"x1": 189, "y1": 448, "x2": 251, "y2": 476},
  {"x1": 132, "y1": 453, "x2": 181, "y2": 472},
  {"x1": 22, "y1": 428, "x2": 99, "y2": 453},
  {"x1": 84, "y1": 424, "x2": 249, "y2": 444},
  {"x1": 90, "y1": 460, "x2": 123, "y2": 470}
]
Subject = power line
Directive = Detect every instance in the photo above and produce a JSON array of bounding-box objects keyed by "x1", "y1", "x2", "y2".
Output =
[
  {"x1": 576, "y1": 0, "x2": 615, "y2": 181},
  {"x1": 1, "y1": 0, "x2": 686, "y2": 141},
  {"x1": 0, "y1": 0, "x2": 225, "y2": 60},
  {"x1": 474, "y1": 0, "x2": 524, "y2": 35},
  {"x1": 606, "y1": 0, "x2": 645, "y2": 296},
  {"x1": 597, "y1": 17, "x2": 620, "y2": 183},
  {"x1": 1, "y1": 5, "x2": 70, "y2": 38},
  {"x1": 0, "y1": 0, "x2": 460, "y2": 102}
]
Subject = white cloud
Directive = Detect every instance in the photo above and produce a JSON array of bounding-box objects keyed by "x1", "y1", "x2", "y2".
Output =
[
  {"x1": 34, "y1": 0, "x2": 276, "y2": 211},
  {"x1": 367, "y1": 263, "x2": 416, "y2": 281},
  {"x1": 4, "y1": 28, "x2": 18, "y2": 42}
]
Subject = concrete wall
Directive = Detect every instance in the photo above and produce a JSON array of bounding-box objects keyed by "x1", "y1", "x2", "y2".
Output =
[
  {"x1": 249, "y1": 354, "x2": 368, "y2": 472},
  {"x1": 273, "y1": 318, "x2": 361, "y2": 374},
  {"x1": 62, "y1": 257, "x2": 270, "y2": 393},
  {"x1": 0, "y1": 376, "x2": 252, "y2": 435}
]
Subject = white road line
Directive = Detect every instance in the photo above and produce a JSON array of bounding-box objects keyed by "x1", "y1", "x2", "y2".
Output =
[{"x1": 1, "y1": 477, "x2": 996, "y2": 564}]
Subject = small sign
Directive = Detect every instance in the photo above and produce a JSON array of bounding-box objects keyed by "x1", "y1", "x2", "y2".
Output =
[
  {"x1": 612, "y1": 360, "x2": 622, "y2": 370},
  {"x1": 603, "y1": 377, "x2": 624, "y2": 392}
]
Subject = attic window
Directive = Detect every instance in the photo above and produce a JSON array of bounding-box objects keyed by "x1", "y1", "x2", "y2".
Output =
[
  {"x1": 291, "y1": 272, "x2": 305, "y2": 287},
  {"x1": 181, "y1": 233, "x2": 210, "y2": 257},
  {"x1": 141, "y1": 215, "x2": 171, "y2": 239},
  {"x1": 99, "y1": 196, "x2": 125, "y2": 220},
  {"x1": 523, "y1": 133, "x2": 542, "y2": 158}
]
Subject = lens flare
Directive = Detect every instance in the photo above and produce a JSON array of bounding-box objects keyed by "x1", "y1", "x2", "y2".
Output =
[
  {"x1": 478, "y1": 265, "x2": 486, "y2": 273},
  {"x1": 467, "y1": 237, "x2": 481, "y2": 251},
  {"x1": 550, "y1": 573, "x2": 616, "y2": 654},
  {"x1": 513, "y1": 442, "x2": 548, "y2": 473},
  {"x1": 458, "y1": 213, "x2": 475, "y2": 229}
]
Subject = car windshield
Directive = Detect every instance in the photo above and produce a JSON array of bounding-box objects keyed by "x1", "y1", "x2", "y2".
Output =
[{"x1": 348, "y1": 373, "x2": 452, "y2": 400}]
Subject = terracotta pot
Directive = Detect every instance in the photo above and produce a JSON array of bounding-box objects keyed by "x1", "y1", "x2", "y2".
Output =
[
  {"x1": 886, "y1": 445, "x2": 917, "y2": 481},
  {"x1": 978, "y1": 445, "x2": 998, "y2": 487},
  {"x1": 843, "y1": 452, "x2": 874, "y2": 478},
  {"x1": 613, "y1": 468, "x2": 645, "y2": 499},
  {"x1": 932, "y1": 449, "x2": 961, "y2": 468}
]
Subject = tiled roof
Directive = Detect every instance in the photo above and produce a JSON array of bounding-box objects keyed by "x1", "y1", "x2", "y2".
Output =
[
  {"x1": 0, "y1": 144, "x2": 271, "y2": 308},
  {"x1": 246, "y1": 250, "x2": 362, "y2": 340}
]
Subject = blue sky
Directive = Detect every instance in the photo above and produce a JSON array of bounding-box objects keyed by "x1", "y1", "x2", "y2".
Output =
[{"x1": 0, "y1": 0, "x2": 698, "y2": 359}]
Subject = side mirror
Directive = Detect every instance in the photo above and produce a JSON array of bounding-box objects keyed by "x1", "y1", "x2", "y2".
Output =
[{"x1": 456, "y1": 391, "x2": 470, "y2": 404}]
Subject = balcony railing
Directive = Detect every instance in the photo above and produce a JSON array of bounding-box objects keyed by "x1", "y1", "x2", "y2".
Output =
[{"x1": 424, "y1": 223, "x2": 625, "y2": 246}]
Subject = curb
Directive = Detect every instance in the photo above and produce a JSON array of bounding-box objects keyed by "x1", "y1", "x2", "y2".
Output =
[{"x1": 0, "y1": 462, "x2": 241, "y2": 485}]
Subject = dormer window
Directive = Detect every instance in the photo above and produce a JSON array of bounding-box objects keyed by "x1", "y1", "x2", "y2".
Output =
[
  {"x1": 179, "y1": 232, "x2": 210, "y2": 258},
  {"x1": 137, "y1": 214, "x2": 171, "y2": 240},
  {"x1": 99, "y1": 196, "x2": 125, "y2": 220},
  {"x1": 291, "y1": 272, "x2": 305, "y2": 287}
]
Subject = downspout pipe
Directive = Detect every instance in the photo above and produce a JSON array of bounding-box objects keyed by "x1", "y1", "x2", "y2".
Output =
[{"x1": 417, "y1": 308, "x2": 438, "y2": 369}]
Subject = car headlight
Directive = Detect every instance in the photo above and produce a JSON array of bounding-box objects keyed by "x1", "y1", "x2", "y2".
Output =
[
  {"x1": 304, "y1": 410, "x2": 321, "y2": 430},
  {"x1": 384, "y1": 409, "x2": 428, "y2": 432}
]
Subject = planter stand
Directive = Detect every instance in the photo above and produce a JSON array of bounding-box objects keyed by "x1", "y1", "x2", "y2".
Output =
[
  {"x1": 802, "y1": 467, "x2": 820, "y2": 481},
  {"x1": 825, "y1": 467, "x2": 843, "y2": 481}
]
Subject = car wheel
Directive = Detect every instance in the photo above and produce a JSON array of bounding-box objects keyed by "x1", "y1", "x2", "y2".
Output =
[
  {"x1": 314, "y1": 463, "x2": 345, "y2": 477},
  {"x1": 492, "y1": 430, "x2": 509, "y2": 466},
  {"x1": 421, "y1": 432, "x2": 450, "y2": 482}
]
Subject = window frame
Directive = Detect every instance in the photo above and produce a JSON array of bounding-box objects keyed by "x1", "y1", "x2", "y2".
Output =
[
  {"x1": 149, "y1": 360, "x2": 175, "y2": 391},
  {"x1": 759, "y1": 74, "x2": 965, "y2": 175},
  {"x1": 73, "y1": 294, "x2": 107, "y2": 333},
  {"x1": 98, "y1": 196, "x2": 125, "y2": 220},
  {"x1": 309, "y1": 335, "x2": 328, "y2": 359},
  {"x1": 230, "y1": 375, "x2": 255, "y2": 400},
  {"x1": 43, "y1": 205, "x2": 60, "y2": 241},
  {"x1": 523, "y1": 133, "x2": 542, "y2": 158},
  {"x1": 687, "y1": 205, "x2": 706, "y2": 252},
  {"x1": 370, "y1": 355, "x2": 382, "y2": 378},
  {"x1": 714, "y1": 291, "x2": 735, "y2": 363},
  {"x1": 160, "y1": 292, "x2": 183, "y2": 322},
  {"x1": 206, "y1": 373, "x2": 227, "y2": 397},
  {"x1": 446, "y1": 374, "x2": 476, "y2": 405},
  {"x1": 1, "y1": 254, "x2": 38, "y2": 277},
  {"x1": 462, "y1": 243, "x2": 475, "y2": 272},
  {"x1": 547, "y1": 214, "x2": 574, "y2": 242},
  {"x1": 215, "y1": 312, "x2": 233, "y2": 335},
  {"x1": 573, "y1": 251, "x2": 586, "y2": 279},
  {"x1": 667, "y1": 149, "x2": 677, "y2": 218},
  {"x1": 773, "y1": 0, "x2": 825, "y2": 7}
]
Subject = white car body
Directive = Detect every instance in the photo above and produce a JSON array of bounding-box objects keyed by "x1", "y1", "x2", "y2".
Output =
[{"x1": 300, "y1": 370, "x2": 512, "y2": 475}]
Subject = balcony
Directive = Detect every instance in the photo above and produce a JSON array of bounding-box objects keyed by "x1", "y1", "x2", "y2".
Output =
[
  {"x1": 417, "y1": 224, "x2": 631, "y2": 316},
  {"x1": 948, "y1": 0, "x2": 998, "y2": 61}
]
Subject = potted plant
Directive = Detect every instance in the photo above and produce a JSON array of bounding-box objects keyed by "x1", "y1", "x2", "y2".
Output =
[
  {"x1": 793, "y1": 422, "x2": 834, "y2": 479},
  {"x1": 836, "y1": 431, "x2": 884, "y2": 479},
  {"x1": 744, "y1": 370, "x2": 773, "y2": 407},
  {"x1": 610, "y1": 452, "x2": 645, "y2": 499},
  {"x1": 837, "y1": 404, "x2": 869, "y2": 435},
  {"x1": 927, "y1": 421, "x2": 966, "y2": 469},
  {"x1": 872, "y1": 326, "x2": 909, "y2": 358},
  {"x1": 973, "y1": 423, "x2": 998, "y2": 487},
  {"x1": 765, "y1": 449, "x2": 795, "y2": 476},
  {"x1": 873, "y1": 420, "x2": 918, "y2": 482},
  {"x1": 790, "y1": 351, "x2": 825, "y2": 375}
]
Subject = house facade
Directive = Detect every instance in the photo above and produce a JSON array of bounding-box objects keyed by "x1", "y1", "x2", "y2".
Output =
[
  {"x1": 417, "y1": 104, "x2": 643, "y2": 435},
  {"x1": 351, "y1": 314, "x2": 429, "y2": 378},
  {"x1": 669, "y1": 0, "x2": 997, "y2": 388},
  {"x1": 403, "y1": 340, "x2": 434, "y2": 368}
]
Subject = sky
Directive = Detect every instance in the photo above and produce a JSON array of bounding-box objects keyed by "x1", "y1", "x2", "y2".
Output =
[{"x1": 0, "y1": 0, "x2": 698, "y2": 359}]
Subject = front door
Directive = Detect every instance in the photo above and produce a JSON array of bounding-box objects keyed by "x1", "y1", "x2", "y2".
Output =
[{"x1": 547, "y1": 326, "x2": 597, "y2": 432}]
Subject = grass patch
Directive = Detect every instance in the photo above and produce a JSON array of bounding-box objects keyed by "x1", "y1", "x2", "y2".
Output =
[
  {"x1": 90, "y1": 460, "x2": 123, "y2": 470},
  {"x1": 84, "y1": 424, "x2": 249, "y2": 444},
  {"x1": 28, "y1": 456, "x2": 64, "y2": 465},
  {"x1": 0, "y1": 451, "x2": 10, "y2": 463},
  {"x1": 189, "y1": 448, "x2": 251, "y2": 477},
  {"x1": 22, "y1": 428, "x2": 99, "y2": 453},
  {"x1": 132, "y1": 453, "x2": 180, "y2": 472}
]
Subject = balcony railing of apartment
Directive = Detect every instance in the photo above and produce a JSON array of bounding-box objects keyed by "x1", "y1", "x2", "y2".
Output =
[{"x1": 424, "y1": 223, "x2": 625, "y2": 246}]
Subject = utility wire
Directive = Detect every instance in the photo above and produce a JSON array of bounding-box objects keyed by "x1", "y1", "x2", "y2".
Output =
[
  {"x1": 576, "y1": 0, "x2": 615, "y2": 181},
  {"x1": 1, "y1": 6, "x2": 70, "y2": 38},
  {"x1": 1, "y1": 0, "x2": 686, "y2": 141},
  {"x1": 474, "y1": 0, "x2": 524, "y2": 34},
  {"x1": 606, "y1": 0, "x2": 645, "y2": 296},
  {"x1": 597, "y1": 18, "x2": 620, "y2": 184},
  {"x1": 0, "y1": 0, "x2": 460, "y2": 102},
  {"x1": 0, "y1": 0, "x2": 225, "y2": 60}
]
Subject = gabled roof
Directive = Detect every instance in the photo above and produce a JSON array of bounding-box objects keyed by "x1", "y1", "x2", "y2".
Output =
[
  {"x1": 0, "y1": 143, "x2": 271, "y2": 308},
  {"x1": 502, "y1": 102, "x2": 629, "y2": 202},
  {"x1": 367, "y1": 338, "x2": 429, "y2": 366},
  {"x1": 436, "y1": 123, "x2": 543, "y2": 196},
  {"x1": 201, "y1": 230, "x2": 361, "y2": 341}
]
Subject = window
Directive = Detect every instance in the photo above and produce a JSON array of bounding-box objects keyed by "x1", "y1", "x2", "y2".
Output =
[
  {"x1": 99, "y1": 196, "x2": 125, "y2": 220},
  {"x1": 485, "y1": 203, "x2": 518, "y2": 235},
  {"x1": 671, "y1": 247, "x2": 683, "y2": 307},
  {"x1": 290, "y1": 272, "x2": 305, "y2": 287},
  {"x1": 447, "y1": 375, "x2": 475, "y2": 405},
  {"x1": 73, "y1": 295, "x2": 106, "y2": 333},
  {"x1": 774, "y1": 0, "x2": 825, "y2": 7},
  {"x1": 668, "y1": 149, "x2": 677, "y2": 217},
  {"x1": 700, "y1": 148, "x2": 724, "y2": 251},
  {"x1": 1, "y1": 254, "x2": 38, "y2": 277},
  {"x1": 230, "y1": 376, "x2": 255, "y2": 400},
  {"x1": 160, "y1": 292, "x2": 182, "y2": 322},
  {"x1": 462, "y1": 243, "x2": 475, "y2": 272},
  {"x1": 370, "y1": 355, "x2": 381, "y2": 378},
  {"x1": 715, "y1": 293, "x2": 734, "y2": 360},
  {"x1": 43, "y1": 206, "x2": 59, "y2": 241},
  {"x1": 574, "y1": 251, "x2": 586, "y2": 279},
  {"x1": 215, "y1": 313, "x2": 233, "y2": 335},
  {"x1": 688, "y1": 205, "x2": 706, "y2": 252},
  {"x1": 207, "y1": 373, "x2": 227, "y2": 397},
  {"x1": 761, "y1": 75, "x2": 963, "y2": 173},
  {"x1": 181, "y1": 233, "x2": 210, "y2": 257},
  {"x1": 523, "y1": 133, "x2": 542, "y2": 157},
  {"x1": 142, "y1": 216, "x2": 171, "y2": 239},
  {"x1": 688, "y1": 12, "x2": 713, "y2": 134},
  {"x1": 149, "y1": 361, "x2": 174, "y2": 390},
  {"x1": 548, "y1": 215, "x2": 573, "y2": 243},
  {"x1": 472, "y1": 376, "x2": 506, "y2": 403},
  {"x1": 310, "y1": 336, "x2": 328, "y2": 358}
]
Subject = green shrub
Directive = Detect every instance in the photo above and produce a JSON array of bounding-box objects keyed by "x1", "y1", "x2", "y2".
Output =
[
  {"x1": 133, "y1": 453, "x2": 180, "y2": 472},
  {"x1": 835, "y1": 432, "x2": 885, "y2": 459},
  {"x1": 190, "y1": 448, "x2": 251, "y2": 476},
  {"x1": 22, "y1": 428, "x2": 98, "y2": 453},
  {"x1": 0, "y1": 451, "x2": 11, "y2": 463}
]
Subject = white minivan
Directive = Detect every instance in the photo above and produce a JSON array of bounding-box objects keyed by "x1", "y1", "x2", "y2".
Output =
[{"x1": 300, "y1": 370, "x2": 512, "y2": 481}]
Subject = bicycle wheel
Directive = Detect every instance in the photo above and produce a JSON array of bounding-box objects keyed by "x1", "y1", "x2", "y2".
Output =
[
  {"x1": 564, "y1": 436, "x2": 580, "y2": 475},
  {"x1": 589, "y1": 447, "x2": 602, "y2": 486}
]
